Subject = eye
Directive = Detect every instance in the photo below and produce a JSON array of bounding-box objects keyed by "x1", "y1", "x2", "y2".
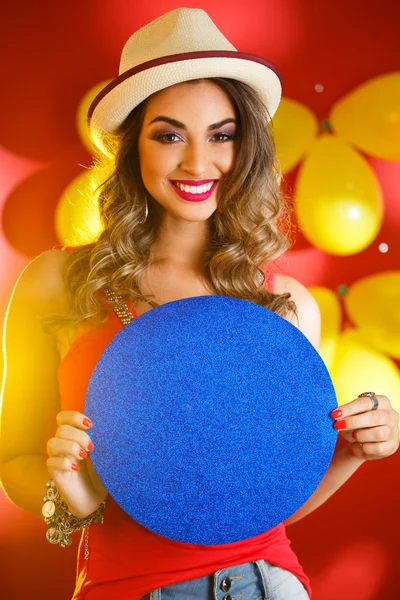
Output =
[
  {"x1": 211, "y1": 132, "x2": 236, "y2": 143},
  {"x1": 155, "y1": 132, "x2": 182, "y2": 143}
]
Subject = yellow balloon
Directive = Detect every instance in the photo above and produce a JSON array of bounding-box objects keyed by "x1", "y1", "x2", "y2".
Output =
[
  {"x1": 294, "y1": 134, "x2": 383, "y2": 255},
  {"x1": 330, "y1": 72, "x2": 400, "y2": 161},
  {"x1": 309, "y1": 286, "x2": 342, "y2": 369},
  {"x1": 55, "y1": 169, "x2": 102, "y2": 245},
  {"x1": 344, "y1": 271, "x2": 400, "y2": 359},
  {"x1": 76, "y1": 80, "x2": 112, "y2": 152},
  {"x1": 271, "y1": 98, "x2": 319, "y2": 174},
  {"x1": 330, "y1": 330, "x2": 400, "y2": 419}
]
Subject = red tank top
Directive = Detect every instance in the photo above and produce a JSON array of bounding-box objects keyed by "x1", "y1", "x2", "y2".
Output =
[{"x1": 57, "y1": 260, "x2": 311, "y2": 599}]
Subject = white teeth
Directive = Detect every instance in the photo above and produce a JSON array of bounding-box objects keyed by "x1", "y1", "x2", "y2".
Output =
[{"x1": 174, "y1": 181, "x2": 214, "y2": 194}]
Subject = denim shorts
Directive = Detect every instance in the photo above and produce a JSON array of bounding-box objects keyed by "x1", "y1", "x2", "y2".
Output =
[{"x1": 139, "y1": 560, "x2": 310, "y2": 599}]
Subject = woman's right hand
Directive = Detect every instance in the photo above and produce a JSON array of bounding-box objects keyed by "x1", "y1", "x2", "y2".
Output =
[{"x1": 46, "y1": 411, "x2": 107, "y2": 518}]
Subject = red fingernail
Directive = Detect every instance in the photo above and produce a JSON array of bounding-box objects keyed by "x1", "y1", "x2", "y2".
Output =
[
  {"x1": 71, "y1": 463, "x2": 80, "y2": 471},
  {"x1": 87, "y1": 442, "x2": 94, "y2": 452},
  {"x1": 334, "y1": 420, "x2": 346, "y2": 430},
  {"x1": 331, "y1": 408, "x2": 343, "y2": 419},
  {"x1": 79, "y1": 448, "x2": 88, "y2": 459},
  {"x1": 82, "y1": 417, "x2": 93, "y2": 428},
  {"x1": 352, "y1": 431, "x2": 357, "y2": 439}
]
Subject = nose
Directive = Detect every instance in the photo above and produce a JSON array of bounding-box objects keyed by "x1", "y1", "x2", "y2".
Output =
[{"x1": 179, "y1": 140, "x2": 211, "y2": 177}]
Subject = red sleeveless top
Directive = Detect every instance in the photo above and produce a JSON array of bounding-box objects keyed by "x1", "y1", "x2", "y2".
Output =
[{"x1": 57, "y1": 261, "x2": 311, "y2": 599}]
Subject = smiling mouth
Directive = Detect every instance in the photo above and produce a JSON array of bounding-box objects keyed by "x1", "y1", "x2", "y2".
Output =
[{"x1": 168, "y1": 180, "x2": 219, "y2": 202}]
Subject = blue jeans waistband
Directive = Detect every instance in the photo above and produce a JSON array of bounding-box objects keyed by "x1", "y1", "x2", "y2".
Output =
[{"x1": 140, "y1": 560, "x2": 309, "y2": 599}]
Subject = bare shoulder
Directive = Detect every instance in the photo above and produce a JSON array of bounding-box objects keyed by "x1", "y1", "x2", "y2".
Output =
[
  {"x1": 274, "y1": 274, "x2": 319, "y2": 311},
  {"x1": 274, "y1": 274, "x2": 321, "y2": 350},
  {"x1": 9, "y1": 249, "x2": 70, "y2": 317}
]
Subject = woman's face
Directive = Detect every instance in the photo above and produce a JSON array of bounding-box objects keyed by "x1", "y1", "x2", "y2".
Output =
[{"x1": 138, "y1": 79, "x2": 238, "y2": 222}]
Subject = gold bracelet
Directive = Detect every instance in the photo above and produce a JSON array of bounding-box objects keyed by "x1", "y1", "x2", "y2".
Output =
[{"x1": 42, "y1": 479, "x2": 106, "y2": 548}]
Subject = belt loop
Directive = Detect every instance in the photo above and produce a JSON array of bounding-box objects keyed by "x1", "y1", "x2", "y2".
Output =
[
  {"x1": 255, "y1": 560, "x2": 272, "y2": 598},
  {"x1": 150, "y1": 588, "x2": 162, "y2": 600}
]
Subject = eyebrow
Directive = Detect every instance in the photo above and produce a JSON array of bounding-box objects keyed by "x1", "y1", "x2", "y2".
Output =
[{"x1": 147, "y1": 116, "x2": 237, "y2": 131}]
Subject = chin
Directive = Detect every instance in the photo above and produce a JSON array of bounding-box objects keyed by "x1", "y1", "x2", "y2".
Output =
[
  {"x1": 175, "y1": 212, "x2": 216, "y2": 223},
  {"x1": 157, "y1": 201, "x2": 217, "y2": 222},
  {"x1": 184, "y1": 204, "x2": 217, "y2": 219}
]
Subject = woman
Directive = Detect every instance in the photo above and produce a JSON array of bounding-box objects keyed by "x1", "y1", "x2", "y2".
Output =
[{"x1": 1, "y1": 8, "x2": 398, "y2": 600}]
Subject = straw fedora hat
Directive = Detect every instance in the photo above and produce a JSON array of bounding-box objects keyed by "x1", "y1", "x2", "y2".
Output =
[{"x1": 88, "y1": 7, "x2": 282, "y2": 148}]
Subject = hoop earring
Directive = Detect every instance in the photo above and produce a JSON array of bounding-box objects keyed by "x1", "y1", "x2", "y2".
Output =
[{"x1": 141, "y1": 197, "x2": 148, "y2": 223}]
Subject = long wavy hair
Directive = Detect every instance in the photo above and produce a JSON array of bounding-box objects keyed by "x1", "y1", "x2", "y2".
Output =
[{"x1": 61, "y1": 77, "x2": 296, "y2": 325}]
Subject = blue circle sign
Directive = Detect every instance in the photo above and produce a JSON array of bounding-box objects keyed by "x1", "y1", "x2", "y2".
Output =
[{"x1": 85, "y1": 296, "x2": 337, "y2": 545}]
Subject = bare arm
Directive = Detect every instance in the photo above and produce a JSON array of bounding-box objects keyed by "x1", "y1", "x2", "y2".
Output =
[
  {"x1": 274, "y1": 275, "x2": 399, "y2": 525},
  {"x1": 0, "y1": 250, "x2": 69, "y2": 518},
  {"x1": 1, "y1": 249, "x2": 107, "y2": 519}
]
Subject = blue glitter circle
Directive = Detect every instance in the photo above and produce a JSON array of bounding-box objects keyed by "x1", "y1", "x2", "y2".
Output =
[{"x1": 85, "y1": 296, "x2": 337, "y2": 545}]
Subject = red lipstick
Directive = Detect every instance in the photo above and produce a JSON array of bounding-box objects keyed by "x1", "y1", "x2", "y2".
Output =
[{"x1": 168, "y1": 180, "x2": 218, "y2": 203}]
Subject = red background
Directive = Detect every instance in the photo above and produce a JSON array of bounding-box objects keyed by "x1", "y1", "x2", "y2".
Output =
[{"x1": 1, "y1": 1, "x2": 399, "y2": 598}]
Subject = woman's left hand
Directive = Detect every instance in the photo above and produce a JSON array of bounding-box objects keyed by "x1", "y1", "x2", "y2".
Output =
[{"x1": 331, "y1": 394, "x2": 400, "y2": 460}]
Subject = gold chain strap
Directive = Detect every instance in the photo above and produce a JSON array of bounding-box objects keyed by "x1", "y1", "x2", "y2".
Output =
[{"x1": 104, "y1": 287, "x2": 135, "y2": 325}]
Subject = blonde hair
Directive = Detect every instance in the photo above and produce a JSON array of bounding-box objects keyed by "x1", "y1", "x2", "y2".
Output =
[{"x1": 62, "y1": 78, "x2": 295, "y2": 325}]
